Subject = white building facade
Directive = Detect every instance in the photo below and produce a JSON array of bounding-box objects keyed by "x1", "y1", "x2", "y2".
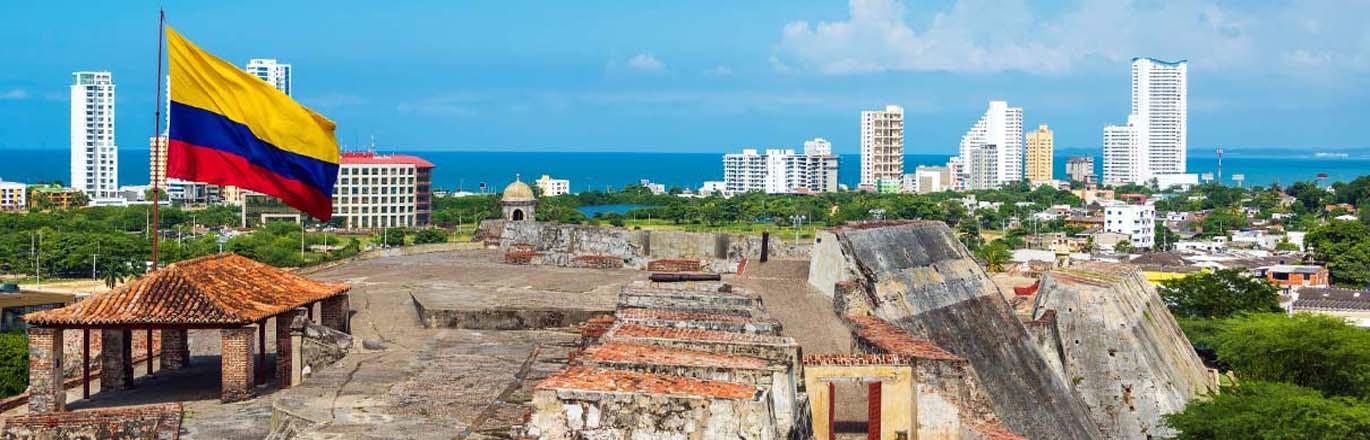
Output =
[
  {"x1": 958, "y1": 101, "x2": 1023, "y2": 190},
  {"x1": 0, "y1": 180, "x2": 26, "y2": 212},
  {"x1": 860, "y1": 105, "x2": 904, "y2": 191},
  {"x1": 905, "y1": 165, "x2": 952, "y2": 194},
  {"x1": 535, "y1": 175, "x2": 571, "y2": 196},
  {"x1": 1104, "y1": 204, "x2": 1156, "y2": 249},
  {"x1": 723, "y1": 142, "x2": 839, "y2": 195},
  {"x1": 70, "y1": 71, "x2": 119, "y2": 199},
  {"x1": 332, "y1": 153, "x2": 435, "y2": 230},
  {"x1": 1103, "y1": 58, "x2": 1187, "y2": 185},
  {"x1": 245, "y1": 59, "x2": 292, "y2": 95}
]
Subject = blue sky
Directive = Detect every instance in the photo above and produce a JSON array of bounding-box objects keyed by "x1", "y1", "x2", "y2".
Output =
[{"x1": 1, "y1": 0, "x2": 1367, "y2": 155}]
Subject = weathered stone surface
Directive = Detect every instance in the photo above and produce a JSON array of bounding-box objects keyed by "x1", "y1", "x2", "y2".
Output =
[
  {"x1": 292, "y1": 318, "x2": 353, "y2": 376},
  {"x1": 809, "y1": 221, "x2": 1104, "y2": 439},
  {"x1": 1034, "y1": 262, "x2": 1217, "y2": 439},
  {"x1": 491, "y1": 220, "x2": 801, "y2": 273}
]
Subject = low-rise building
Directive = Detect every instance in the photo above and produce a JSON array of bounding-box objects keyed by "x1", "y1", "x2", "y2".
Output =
[
  {"x1": 1105, "y1": 204, "x2": 1155, "y2": 249},
  {"x1": 698, "y1": 181, "x2": 726, "y2": 197},
  {"x1": 0, "y1": 179, "x2": 27, "y2": 212},
  {"x1": 242, "y1": 152, "x2": 435, "y2": 229},
  {"x1": 535, "y1": 174, "x2": 571, "y2": 196},
  {"x1": 27, "y1": 184, "x2": 84, "y2": 210},
  {"x1": 904, "y1": 165, "x2": 952, "y2": 194},
  {"x1": 1290, "y1": 287, "x2": 1370, "y2": 327},
  {"x1": 1254, "y1": 265, "x2": 1329, "y2": 288}
]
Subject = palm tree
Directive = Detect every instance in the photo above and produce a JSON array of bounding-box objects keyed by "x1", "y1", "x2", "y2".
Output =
[
  {"x1": 102, "y1": 258, "x2": 138, "y2": 289},
  {"x1": 976, "y1": 243, "x2": 1012, "y2": 273}
]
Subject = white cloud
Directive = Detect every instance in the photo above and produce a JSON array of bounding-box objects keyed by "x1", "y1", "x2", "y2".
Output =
[
  {"x1": 768, "y1": 56, "x2": 794, "y2": 74},
  {"x1": 703, "y1": 65, "x2": 733, "y2": 77},
  {"x1": 773, "y1": 0, "x2": 1370, "y2": 78},
  {"x1": 0, "y1": 88, "x2": 29, "y2": 100},
  {"x1": 626, "y1": 53, "x2": 665, "y2": 72}
]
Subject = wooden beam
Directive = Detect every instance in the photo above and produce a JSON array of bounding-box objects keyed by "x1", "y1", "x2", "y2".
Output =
[{"x1": 81, "y1": 329, "x2": 89, "y2": 399}]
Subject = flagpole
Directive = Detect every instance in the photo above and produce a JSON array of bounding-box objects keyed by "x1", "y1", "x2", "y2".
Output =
[{"x1": 151, "y1": 9, "x2": 166, "y2": 270}]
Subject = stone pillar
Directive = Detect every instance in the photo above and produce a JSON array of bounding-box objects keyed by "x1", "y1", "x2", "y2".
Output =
[
  {"x1": 100, "y1": 329, "x2": 134, "y2": 391},
  {"x1": 220, "y1": 325, "x2": 256, "y2": 402},
  {"x1": 26, "y1": 328, "x2": 64, "y2": 413},
  {"x1": 160, "y1": 329, "x2": 190, "y2": 371},
  {"x1": 320, "y1": 295, "x2": 350, "y2": 334},
  {"x1": 275, "y1": 308, "x2": 303, "y2": 388}
]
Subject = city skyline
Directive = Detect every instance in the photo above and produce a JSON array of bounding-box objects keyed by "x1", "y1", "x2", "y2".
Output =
[{"x1": 1, "y1": 1, "x2": 1368, "y2": 155}]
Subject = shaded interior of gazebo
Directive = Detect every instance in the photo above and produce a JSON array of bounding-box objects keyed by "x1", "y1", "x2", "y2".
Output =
[{"x1": 22, "y1": 253, "x2": 351, "y2": 413}]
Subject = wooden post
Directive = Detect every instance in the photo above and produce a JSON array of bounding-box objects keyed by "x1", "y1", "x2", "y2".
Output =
[
  {"x1": 761, "y1": 231, "x2": 770, "y2": 262},
  {"x1": 81, "y1": 329, "x2": 90, "y2": 399},
  {"x1": 146, "y1": 329, "x2": 154, "y2": 375}
]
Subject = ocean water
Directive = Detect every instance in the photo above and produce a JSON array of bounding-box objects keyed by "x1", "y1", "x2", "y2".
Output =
[{"x1": 2, "y1": 148, "x2": 1368, "y2": 193}]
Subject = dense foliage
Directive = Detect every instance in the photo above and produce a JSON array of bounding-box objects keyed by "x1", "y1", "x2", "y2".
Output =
[
  {"x1": 1306, "y1": 220, "x2": 1370, "y2": 287},
  {"x1": 1212, "y1": 313, "x2": 1370, "y2": 398},
  {"x1": 0, "y1": 334, "x2": 27, "y2": 398},
  {"x1": 1164, "y1": 381, "x2": 1370, "y2": 440},
  {"x1": 1159, "y1": 269, "x2": 1281, "y2": 319}
]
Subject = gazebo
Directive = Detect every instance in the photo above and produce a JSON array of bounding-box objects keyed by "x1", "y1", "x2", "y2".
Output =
[{"x1": 22, "y1": 254, "x2": 351, "y2": 413}]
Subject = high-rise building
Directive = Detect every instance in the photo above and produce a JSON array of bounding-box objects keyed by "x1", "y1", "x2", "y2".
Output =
[
  {"x1": 1103, "y1": 116, "x2": 1140, "y2": 185},
  {"x1": 1066, "y1": 156, "x2": 1096, "y2": 185},
  {"x1": 1103, "y1": 58, "x2": 1187, "y2": 184},
  {"x1": 860, "y1": 105, "x2": 904, "y2": 191},
  {"x1": 245, "y1": 59, "x2": 292, "y2": 95},
  {"x1": 958, "y1": 101, "x2": 1023, "y2": 190},
  {"x1": 70, "y1": 71, "x2": 118, "y2": 199},
  {"x1": 1024, "y1": 124, "x2": 1054, "y2": 184},
  {"x1": 723, "y1": 143, "x2": 839, "y2": 195},
  {"x1": 150, "y1": 136, "x2": 168, "y2": 189}
]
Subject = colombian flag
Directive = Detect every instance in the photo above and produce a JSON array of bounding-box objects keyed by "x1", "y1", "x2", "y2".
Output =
[{"x1": 166, "y1": 27, "x2": 338, "y2": 220}]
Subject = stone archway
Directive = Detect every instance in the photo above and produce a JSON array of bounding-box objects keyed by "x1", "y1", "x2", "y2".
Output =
[{"x1": 512, "y1": 209, "x2": 525, "y2": 221}]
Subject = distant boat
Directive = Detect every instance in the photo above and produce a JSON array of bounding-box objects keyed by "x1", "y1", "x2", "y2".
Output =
[{"x1": 1314, "y1": 152, "x2": 1350, "y2": 158}]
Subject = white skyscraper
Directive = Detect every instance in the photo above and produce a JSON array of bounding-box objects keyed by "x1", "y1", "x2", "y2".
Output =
[
  {"x1": 1103, "y1": 58, "x2": 1187, "y2": 184},
  {"x1": 245, "y1": 58, "x2": 292, "y2": 95},
  {"x1": 70, "y1": 71, "x2": 118, "y2": 199},
  {"x1": 958, "y1": 100, "x2": 1023, "y2": 190},
  {"x1": 860, "y1": 105, "x2": 904, "y2": 192}
]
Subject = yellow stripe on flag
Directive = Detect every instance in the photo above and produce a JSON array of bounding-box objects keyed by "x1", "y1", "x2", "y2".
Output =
[{"x1": 167, "y1": 26, "x2": 339, "y2": 165}]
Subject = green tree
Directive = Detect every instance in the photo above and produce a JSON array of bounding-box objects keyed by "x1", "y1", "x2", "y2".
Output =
[
  {"x1": 1113, "y1": 239, "x2": 1135, "y2": 254},
  {"x1": 1198, "y1": 208, "x2": 1247, "y2": 238},
  {"x1": 375, "y1": 228, "x2": 406, "y2": 247},
  {"x1": 975, "y1": 241, "x2": 1011, "y2": 273},
  {"x1": 1158, "y1": 269, "x2": 1281, "y2": 319},
  {"x1": 411, "y1": 228, "x2": 448, "y2": 245},
  {"x1": 101, "y1": 257, "x2": 140, "y2": 289},
  {"x1": 0, "y1": 333, "x2": 28, "y2": 398},
  {"x1": 1214, "y1": 313, "x2": 1370, "y2": 397},
  {"x1": 1164, "y1": 381, "x2": 1370, "y2": 440}
]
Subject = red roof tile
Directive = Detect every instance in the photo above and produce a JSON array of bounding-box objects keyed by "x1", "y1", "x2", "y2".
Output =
[
  {"x1": 536, "y1": 367, "x2": 759, "y2": 400},
  {"x1": 846, "y1": 315, "x2": 963, "y2": 361},
  {"x1": 340, "y1": 151, "x2": 434, "y2": 168},
  {"x1": 25, "y1": 254, "x2": 348, "y2": 326},
  {"x1": 610, "y1": 324, "x2": 795, "y2": 346},
  {"x1": 581, "y1": 342, "x2": 772, "y2": 370}
]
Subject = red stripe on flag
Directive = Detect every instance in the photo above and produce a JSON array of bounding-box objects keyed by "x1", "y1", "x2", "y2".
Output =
[{"x1": 167, "y1": 140, "x2": 333, "y2": 220}]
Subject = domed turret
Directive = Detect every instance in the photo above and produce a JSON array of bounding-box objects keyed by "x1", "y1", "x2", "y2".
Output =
[{"x1": 500, "y1": 174, "x2": 537, "y2": 222}]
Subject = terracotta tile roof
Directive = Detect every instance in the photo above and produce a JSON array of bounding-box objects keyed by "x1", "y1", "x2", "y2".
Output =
[
  {"x1": 846, "y1": 315, "x2": 963, "y2": 361},
  {"x1": 25, "y1": 254, "x2": 349, "y2": 326},
  {"x1": 580, "y1": 342, "x2": 772, "y2": 370},
  {"x1": 536, "y1": 367, "x2": 759, "y2": 400},
  {"x1": 578, "y1": 315, "x2": 617, "y2": 338},
  {"x1": 609, "y1": 324, "x2": 795, "y2": 346},
  {"x1": 802, "y1": 353, "x2": 912, "y2": 366}
]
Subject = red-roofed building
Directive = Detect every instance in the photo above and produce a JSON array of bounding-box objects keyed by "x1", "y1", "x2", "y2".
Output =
[{"x1": 335, "y1": 152, "x2": 434, "y2": 229}]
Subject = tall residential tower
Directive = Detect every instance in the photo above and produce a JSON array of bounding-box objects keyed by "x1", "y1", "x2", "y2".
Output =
[
  {"x1": 958, "y1": 101, "x2": 1023, "y2": 190},
  {"x1": 1103, "y1": 58, "x2": 1187, "y2": 185},
  {"x1": 1024, "y1": 124, "x2": 1054, "y2": 184},
  {"x1": 860, "y1": 105, "x2": 904, "y2": 192},
  {"x1": 245, "y1": 58, "x2": 292, "y2": 95},
  {"x1": 70, "y1": 71, "x2": 118, "y2": 199}
]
